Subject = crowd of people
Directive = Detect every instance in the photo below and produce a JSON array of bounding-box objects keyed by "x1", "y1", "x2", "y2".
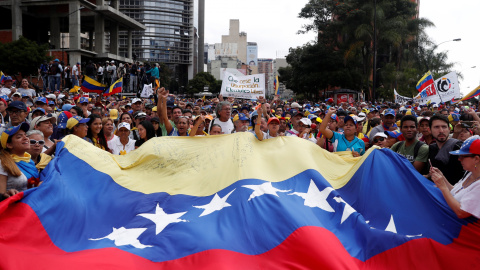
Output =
[{"x1": 0, "y1": 74, "x2": 478, "y2": 220}]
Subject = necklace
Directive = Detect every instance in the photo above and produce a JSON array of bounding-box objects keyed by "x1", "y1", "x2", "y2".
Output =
[{"x1": 456, "y1": 174, "x2": 480, "y2": 194}]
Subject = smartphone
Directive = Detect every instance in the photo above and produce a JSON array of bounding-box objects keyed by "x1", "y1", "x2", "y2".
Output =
[{"x1": 462, "y1": 121, "x2": 474, "y2": 128}]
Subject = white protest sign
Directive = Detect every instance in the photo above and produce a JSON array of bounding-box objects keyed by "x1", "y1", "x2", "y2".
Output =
[
  {"x1": 394, "y1": 89, "x2": 413, "y2": 104},
  {"x1": 140, "y1": 83, "x2": 153, "y2": 98},
  {"x1": 220, "y1": 72, "x2": 265, "y2": 99}
]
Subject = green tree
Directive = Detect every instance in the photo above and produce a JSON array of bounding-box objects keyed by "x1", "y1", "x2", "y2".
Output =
[
  {"x1": 0, "y1": 36, "x2": 50, "y2": 77},
  {"x1": 187, "y1": 72, "x2": 218, "y2": 96},
  {"x1": 158, "y1": 63, "x2": 173, "y2": 90}
]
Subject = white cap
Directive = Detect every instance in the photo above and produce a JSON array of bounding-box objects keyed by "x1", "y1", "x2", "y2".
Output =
[
  {"x1": 132, "y1": 98, "x2": 142, "y2": 104},
  {"x1": 356, "y1": 112, "x2": 366, "y2": 122},
  {"x1": 118, "y1": 122, "x2": 131, "y2": 130},
  {"x1": 291, "y1": 102, "x2": 301, "y2": 109},
  {"x1": 433, "y1": 104, "x2": 439, "y2": 108},
  {"x1": 299, "y1": 118, "x2": 312, "y2": 126},
  {"x1": 46, "y1": 94, "x2": 56, "y2": 100},
  {"x1": 372, "y1": 132, "x2": 388, "y2": 139}
]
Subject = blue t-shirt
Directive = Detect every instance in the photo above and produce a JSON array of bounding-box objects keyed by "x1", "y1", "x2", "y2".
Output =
[{"x1": 331, "y1": 132, "x2": 365, "y2": 155}]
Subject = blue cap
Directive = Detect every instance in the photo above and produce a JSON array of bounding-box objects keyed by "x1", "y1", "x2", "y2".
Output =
[
  {"x1": 79, "y1": 97, "x2": 89, "y2": 104},
  {"x1": 307, "y1": 114, "x2": 317, "y2": 120},
  {"x1": 384, "y1": 108, "x2": 396, "y2": 116},
  {"x1": 304, "y1": 104, "x2": 311, "y2": 109},
  {"x1": 385, "y1": 130, "x2": 402, "y2": 139},
  {"x1": 62, "y1": 104, "x2": 73, "y2": 111},
  {"x1": 21, "y1": 94, "x2": 29, "y2": 98},
  {"x1": 1, "y1": 122, "x2": 30, "y2": 149},
  {"x1": 32, "y1": 107, "x2": 46, "y2": 115},
  {"x1": 450, "y1": 135, "x2": 480, "y2": 155},
  {"x1": 36, "y1": 97, "x2": 47, "y2": 104},
  {"x1": 343, "y1": 115, "x2": 357, "y2": 125},
  {"x1": 57, "y1": 111, "x2": 72, "y2": 129},
  {"x1": 236, "y1": 113, "x2": 249, "y2": 121},
  {"x1": 4, "y1": 76, "x2": 12, "y2": 81},
  {"x1": 48, "y1": 101, "x2": 55, "y2": 105},
  {"x1": 66, "y1": 116, "x2": 90, "y2": 130},
  {"x1": 7, "y1": 101, "x2": 27, "y2": 111},
  {"x1": 54, "y1": 59, "x2": 59, "y2": 62}
]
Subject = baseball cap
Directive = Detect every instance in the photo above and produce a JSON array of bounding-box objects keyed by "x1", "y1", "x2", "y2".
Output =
[
  {"x1": 66, "y1": 116, "x2": 90, "y2": 130},
  {"x1": 134, "y1": 111, "x2": 147, "y2": 119},
  {"x1": 232, "y1": 113, "x2": 249, "y2": 122},
  {"x1": 356, "y1": 112, "x2": 366, "y2": 122},
  {"x1": 62, "y1": 104, "x2": 74, "y2": 111},
  {"x1": 109, "y1": 109, "x2": 119, "y2": 120},
  {"x1": 418, "y1": 117, "x2": 430, "y2": 124},
  {"x1": 12, "y1": 92, "x2": 21, "y2": 97},
  {"x1": 79, "y1": 97, "x2": 89, "y2": 104},
  {"x1": 7, "y1": 101, "x2": 27, "y2": 111},
  {"x1": 36, "y1": 97, "x2": 47, "y2": 104},
  {"x1": 118, "y1": 122, "x2": 131, "y2": 130},
  {"x1": 330, "y1": 114, "x2": 339, "y2": 122},
  {"x1": 150, "y1": 117, "x2": 160, "y2": 123},
  {"x1": 1, "y1": 122, "x2": 29, "y2": 149},
  {"x1": 372, "y1": 132, "x2": 388, "y2": 139},
  {"x1": 385, "y1": 130, "x2": 402, "y2": 139},
  {"x1": 291, "y1": 102, "x2": 302, "y2": 109},
  {"x1": 450, "y1": 135, "x2": 480, "y2": 155},
  {"x1": 307, "y1": 114, "x2": 317, "y2": 120},
  {"x1": 4, "y1": 76, "x2": 12, "y2": 82},
  {"x1": 31, "y1": 115, "x2": 55, "y2": 130},
  {"x1": 384, "y1": 108, "x2": 396, "y2": 117},
  {"x1": 48, "y1": 101, "x2": 55, "y2": 105},
  {"x1": 57, "y1": 111, "x2": 73, "y2": 129},
  {"x1": 343, "y1": 115, "x2": 357, "y2": 125},
  {"x1": 31, "y1": 107, "x2": 46, "y2": 115},
  {"x1": 54, "y1": 59, "x2": 59, "y2": 62},
  {"x1": 299, "y1": 118, "x2": 312, "y2": 126},
  {"x1": 267, "y1": 117, "x2": 280, "y2": 125},
  {"x1": 132, "y1": 98, "x2": 142, "y2": 104}
]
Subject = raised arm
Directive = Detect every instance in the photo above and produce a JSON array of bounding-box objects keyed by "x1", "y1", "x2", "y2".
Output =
[
  {"x1": 255, "y1": 105, "x2": 264, "y2": 141},
  {"x1": 318, "y1": 107, "x2": 336, "y2": 139},
  {"x1": 157, "y1": 87, "x2": 173, "y2": 134}
]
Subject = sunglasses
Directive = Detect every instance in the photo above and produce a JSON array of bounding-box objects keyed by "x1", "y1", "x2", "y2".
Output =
[
  {"x1": 373, "y1": 137, "x2": 385, "y2": 143},
  {"x1": 30, "y1": 139, "x2": 45, "y2": 145}
]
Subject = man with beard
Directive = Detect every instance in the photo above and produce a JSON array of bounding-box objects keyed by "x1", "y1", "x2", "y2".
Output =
[
  {"x1": 391, "y1": 115, "x2": 429, "y2": 173},
  {"x1": 428, "y1": 115, "x2": 464, "y2": 185}
]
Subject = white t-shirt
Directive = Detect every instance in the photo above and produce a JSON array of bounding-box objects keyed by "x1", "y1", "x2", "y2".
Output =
[
  {"x1": 0, "y1": 87, "x2": 12, "y2": 96},
  {"x1": 98, "y1": 66, "x2": 104, "y2": 75},
  {"x1": 72, "y1": 65, "x2": 79, "y2": 77},
  {"x1": 17, "y1": 88, "x2": 36, "y2": 98},
  {"x1": 108, "y1": 136, "x2": 136, "y2": 155},
  {"x1": 209, "y1": 118, "x2": 234, "y2": 135},
  {"x1": 451, "y1": 172, "x2": 480, "y2": 219},
  {"x1": 0, "y1": 161, "x2": 28, "y2": 192}
]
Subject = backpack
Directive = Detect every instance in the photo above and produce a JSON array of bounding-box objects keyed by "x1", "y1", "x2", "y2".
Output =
[
  {"x1": 48, "y1": 63, "x2": 59, "y2": 75},
  {"x1": 392, "y1": 140, "x2": 428, "y2": 174}
]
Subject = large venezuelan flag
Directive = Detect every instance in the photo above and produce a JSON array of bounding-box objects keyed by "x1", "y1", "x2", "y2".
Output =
[
  {"x1": 81, "y1": 76, "x2": 106, "y2": 93},
  {"x1": 0, "y1": 134, "x2": 479, "y2": 269}
]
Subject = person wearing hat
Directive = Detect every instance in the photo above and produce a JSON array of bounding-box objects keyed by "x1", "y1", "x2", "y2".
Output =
[
  {"x1": 255, "y1": 114, "x2": 281, "y2": 141},
  {"x1": 31, "y1": 115, "x2": 56, "y2": 152},
  {"x1": 150, "y1": 117, "x2": 162, "y2": 137},
  {"x1": 0, "y1": 101, "x2": 29, "y2": 134},
  {"x1": 0, "y1": 123, "x2": 39, "y2": 201},
  {"x1": 430, "y1": 135, "x2": 480, "y2": 219},
  {"x1": 371, "y1": 133, "x2": 388, "y2": 148},
  {"x1": 232, "y1": 113, "x2": 250, "y2": 133},
  {"x1": 71, "y1": 62, "x2": 81, "y2": 87},
  {"x1": 66, "y1": 115, "x2": 90, "y2": 141},
  {"x1": 285, "y1": 110, "x2": 304, "y2": 136},
  {"x1": 369, "y1": 108, "x2": 398, "y2": 139},
  {"x1": 319, "y1": 107, "x2": 365, "y2": 156},
  {"x1": 0, "y1": 76, "x2": 17, "y2": 97},
  {"x1": 131, "y1": 111, "x2": 147, "y2": 140},
  {"x1": 108, "y1": 122, "x2": 135, "y2": 155},
  {"x1": 11, "y1": 91, "x2": 22, "y2": 102},
  {"x1": 131, "y1": 98, "x2": 143, "y2": 115}
]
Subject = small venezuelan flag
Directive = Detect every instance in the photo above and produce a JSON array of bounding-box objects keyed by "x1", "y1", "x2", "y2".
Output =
[
  {"x1": 81, "y1": 76, "x2": 106, "y2": 93},
  {"x1": 416, "y1": 71, "x2": 435, "y2": 92},
  {"x1": 274, "y1": 76, "x2": 279, "y2": 95},
  {"x1": 0, "y1": 71, "x2": 5, "y2": 84},
  {"x1": 103, "y1": 77, "x2": 123, "y2": 96}
]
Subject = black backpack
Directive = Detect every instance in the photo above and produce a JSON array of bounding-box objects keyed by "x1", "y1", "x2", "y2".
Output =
[{"x1": 48, "y1": 63, "x2": 59, "y2": 75}]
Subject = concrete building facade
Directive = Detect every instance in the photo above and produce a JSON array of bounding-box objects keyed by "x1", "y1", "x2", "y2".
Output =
[
  {"x1": 0, "y1": 0, "x2": 145, "y2": 68},
  {"x1": 221, "y1": 19, "x2": 247, "y2": 64}
]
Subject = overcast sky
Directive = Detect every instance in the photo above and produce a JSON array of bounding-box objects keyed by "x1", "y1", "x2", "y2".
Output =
[{"x1": 205, "y1": 0, "x2": 480, "y2": 95}]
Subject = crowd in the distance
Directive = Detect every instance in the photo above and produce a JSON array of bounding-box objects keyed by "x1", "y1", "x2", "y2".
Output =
[{"x1": 0, "y1": 74, "x2": 478, "y2": 220}]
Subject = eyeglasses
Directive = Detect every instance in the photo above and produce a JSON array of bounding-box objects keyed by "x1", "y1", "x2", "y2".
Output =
[
  {"x1": 373, "y1": 137, "x2": 385, "y2": 143},
  {"x1": 30, "y1": 139, "x2": 45, "y2": 145},
  {"x1": 8, "y1": 110, "x2": 25, "y2": 115}
]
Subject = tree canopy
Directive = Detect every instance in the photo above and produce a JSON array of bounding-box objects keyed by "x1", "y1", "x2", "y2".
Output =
[
  {"x1": 187, "y1": 72, "x2": 221, "y2": 96},
  {"x1": 0, "y1": 36, "x2": 50, "y2": 77},
  {"x1": 282, "y1": 0, "x2": 456, "y2": 101}
]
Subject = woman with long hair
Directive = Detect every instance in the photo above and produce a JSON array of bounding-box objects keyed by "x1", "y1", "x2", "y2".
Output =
[
  {"x1": 86, "y1": 114, "x2": 110, "y2": 152},
  {"x1": 134, "y1": 120, "x2": 155, "y2": 149},
  {"x1": 0, "y1": 123, "x2": 39, "y2": 201},
  {"x1": 102, "y1": 118, "x2": 116, "y2": 142}
]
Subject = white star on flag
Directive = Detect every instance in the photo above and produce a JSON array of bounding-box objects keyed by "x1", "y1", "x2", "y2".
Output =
[
  {"x1": 194, "y1": 189, "x2": 235, "y2": 217},
  {"x1": 137, "y1": 204, "x2": 187, "y2": 235},
  {"x1": 89, "y1": 227, "x2": 153, "y2": 249},
  {"x1": 385, "y1": 215, "x2": 397, "y2": 233},
  {"x1": 289, "y1": 180, "x2": 335, "y2": 212},
  {"x1": 242, "y1": 182, "x2": 290, "y2": 201},
  {"x1": 333, "y1": 197, "x2": 357, "y2": 224}
]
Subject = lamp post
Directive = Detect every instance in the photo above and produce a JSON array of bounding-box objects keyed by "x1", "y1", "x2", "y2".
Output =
[{"x1": 436, "y1": 38, "x2": 461, "y2": 47}]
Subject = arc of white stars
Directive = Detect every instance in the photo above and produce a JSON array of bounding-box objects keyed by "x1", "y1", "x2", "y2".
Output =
[
  {"x1": 242, "y1": 182, "x2": 291, "y2": 201},
  {"x1": 137, "y1": 204, "x2": 187, "y2": 235},
  {"x1": 193, "y1": 189, "x2": 236, "y2": 217},
  {"x1": 289, "y1": 180, "x2": 335, "y2": 212},
  {"x1": 333, "y1": 197, "x2": 357, "y2": 224}
]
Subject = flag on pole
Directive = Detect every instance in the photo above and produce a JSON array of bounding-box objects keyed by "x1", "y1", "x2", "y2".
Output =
[
  {"x1": 103, "y1": 77, "x2": 123, "y2": 96},
  {"x1": 452, "y1": 85, "x2": 480, "y2": 103},
  {"x1": 0, "y1": 71, "x2": 5, "y2": 84},
  {"x1": 69, "y1": 85, "x2": 81, "y2": 93},
  {"x1": 416, "y1": 71, "x2": 435, "y2": 92},
  {"x1": 81, "y1": 76, "x2": 106, "y2": 94},
  {"x1": 274, "y1": 76, "x2": 279, "y2": 95}
]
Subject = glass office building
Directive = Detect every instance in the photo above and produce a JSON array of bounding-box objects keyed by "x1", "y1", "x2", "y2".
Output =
[{"x1": 119, "y1": 0, "x2": 194, "y2": 87}]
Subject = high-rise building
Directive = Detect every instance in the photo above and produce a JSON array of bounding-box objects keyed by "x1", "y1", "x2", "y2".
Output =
[
  {"x1": 119, "y1": 0, "x2": 204, "y2": 89},
  {"x1": 258, "y1": 58, "x2": 274, "y2": 96}
]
